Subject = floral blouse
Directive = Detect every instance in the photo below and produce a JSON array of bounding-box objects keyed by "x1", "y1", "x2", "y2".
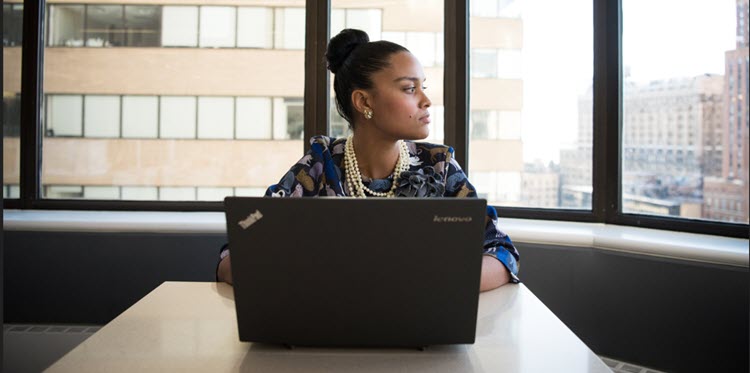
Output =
[
  {"x1": 258, "y1": 136, "x2": 520, "y2": 282},
  {"x1": 258, "y1": 136, "x2": 520, "y2": 283}
]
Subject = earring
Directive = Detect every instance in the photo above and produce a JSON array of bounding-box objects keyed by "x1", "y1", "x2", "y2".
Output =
[{"x1": 364, "y1": 108, "x2": 373, "y2": 120}]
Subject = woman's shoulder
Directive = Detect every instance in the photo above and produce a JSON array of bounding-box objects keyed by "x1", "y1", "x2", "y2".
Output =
[
  {"x1": 309, "y1": 135, "x2": 346, "y2": 155},
  {"x1": 408, "y1": 141, "x2": 455, "y2": 166}
]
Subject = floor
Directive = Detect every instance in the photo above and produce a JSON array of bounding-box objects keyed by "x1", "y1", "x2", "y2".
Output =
[{"x1": 4, "y1": 323, "x2": 666, "y2": 373}]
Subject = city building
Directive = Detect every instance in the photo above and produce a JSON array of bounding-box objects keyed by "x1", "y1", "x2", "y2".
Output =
[
  {"x1": 3, "y1": 0, "x2": 523, "y2": 204},
  {"x1": 704, "y1": 0, "x2": 750, "y2": 223}
]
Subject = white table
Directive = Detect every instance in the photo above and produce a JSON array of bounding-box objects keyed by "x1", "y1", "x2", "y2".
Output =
[{"x1": 46, "y1": 282, "x2": 612, "y2": 372}]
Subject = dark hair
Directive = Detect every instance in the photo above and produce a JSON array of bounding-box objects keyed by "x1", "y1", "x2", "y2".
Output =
[{"x1": 325, "y1": 29, "x2": 408, "y2": 128}]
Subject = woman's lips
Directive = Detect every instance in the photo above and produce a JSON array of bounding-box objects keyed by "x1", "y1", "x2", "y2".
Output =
[{"x1": 419, "y1": 114, "x2": 431, "y2": 124}]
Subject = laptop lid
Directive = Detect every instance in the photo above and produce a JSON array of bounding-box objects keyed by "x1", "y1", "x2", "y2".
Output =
[{"x1": 224, "y1": 197, "x2": 487, "y2": 348}]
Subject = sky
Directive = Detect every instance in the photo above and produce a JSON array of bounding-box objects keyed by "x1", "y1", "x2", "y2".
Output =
[{"x1": 519, "y1": 0, "x2": 738, "y2": 163}]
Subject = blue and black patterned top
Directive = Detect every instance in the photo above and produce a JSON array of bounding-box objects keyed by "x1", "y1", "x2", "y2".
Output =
[{"x1": 261, "y1": 136, "x2": 520, "y2": 282}]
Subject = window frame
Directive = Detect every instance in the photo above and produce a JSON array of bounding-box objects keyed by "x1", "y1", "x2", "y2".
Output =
[{"x1": 7, "y1": 0, "x2": 748, "y2": 238}]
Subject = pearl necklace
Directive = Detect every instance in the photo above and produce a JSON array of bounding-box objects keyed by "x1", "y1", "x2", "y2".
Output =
[{"x1": 343, "y1": 134, "x2": 410, "y2": 198}]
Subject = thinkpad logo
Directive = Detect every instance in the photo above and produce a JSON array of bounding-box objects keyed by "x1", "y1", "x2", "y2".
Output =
[
  {"x1": 433, "y1": 215, "x2": 473, "y2": 223},
  {"x1": 238, "y1": 209, "x2": 263, "y2": 229}
]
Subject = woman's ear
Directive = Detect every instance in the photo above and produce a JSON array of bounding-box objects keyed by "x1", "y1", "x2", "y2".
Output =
[{"x1": 351, "y1": 89, "x2": 372, "y2": 117}]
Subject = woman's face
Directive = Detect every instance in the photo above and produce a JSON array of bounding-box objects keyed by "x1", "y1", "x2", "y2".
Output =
[{"x1": 364, "y1": 51, "x2": 432, "y2": 140}]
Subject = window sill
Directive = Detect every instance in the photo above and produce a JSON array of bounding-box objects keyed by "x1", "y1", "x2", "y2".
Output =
[{"x1": 3, "y1": 209, "x2": 748, "y2": 268}]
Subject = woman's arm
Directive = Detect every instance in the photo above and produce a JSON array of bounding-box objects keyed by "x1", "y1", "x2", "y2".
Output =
[
  {"x1": 217, "y1": 255, "x2": 232, "y2": 284},
  {"x1": 480, "y1": 255, "x2": 510, "y2": 291}
]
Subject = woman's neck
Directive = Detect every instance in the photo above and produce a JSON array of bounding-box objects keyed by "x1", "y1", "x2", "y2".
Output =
[{"x1": 350, "y1": 130, "x2": 401, "y2": 180}]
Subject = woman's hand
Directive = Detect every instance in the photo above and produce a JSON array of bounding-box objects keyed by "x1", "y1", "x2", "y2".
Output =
[
  {"x1": 480, "y1": 255, "x2": 510, "y2": 292},
  {"x1": 217, "y1": 255, "x2": 233, "y2": 285}
]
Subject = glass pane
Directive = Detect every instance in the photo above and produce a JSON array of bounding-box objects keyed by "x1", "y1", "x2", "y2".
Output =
[
  {"x1": 469, "y1": 0, "x2": 593, "y2": 209},
  {"x1": 3, "y1": 3, "x2": 22, "y2": 198},
  {"x1": 42, "y1": 1, "x2": 307, "y2": 201},
  {"x1": 623, "y1": 0, "x2": 749, "y2": 223},
  {"x1": 84, "y1": 95, "x2": 120, "y2": 138},
  {"x1": 124, "y1": 6, "x2": 161, "y2": 47},
  {"x1": 329, "y1": 1, "x2": 444, "y2": 144},
  {"x1": 161, "y1": 6, "x2": 198, "y2": 47},
  {"x1": 237, "y1": 7, "x2": 272, "y2": 48},
  {"x1": 85, "y1": 5, "x2": 125, "y2": 47},
  {"x1": 199, "y1": 6, "x2": 236, "y2": 48},
  {"x1": 48, "y1": 5, "x2": 84, "y2": 47}
]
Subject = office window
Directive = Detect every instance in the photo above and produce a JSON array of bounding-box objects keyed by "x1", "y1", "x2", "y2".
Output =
[
  {"x1": 345, "y1": 9, "x2": 382, "y2": 41},
  {"x1": 121, "y1": 186, "x2": 158, "y2": 200},
  {"x1": 3, "y1": 3, "x2": 23, "y2": 46},
  {"x1": 236, "y1": 97, "x2": 272, "y2": 139},
  {"x1": 273, "y1": 98, "x2": 304, "y2": 140},
  {"x1": 161, "y1": 6, "x2": 198, "y2": 47},
  {"x1": 623, "y1": 0, "x2": 747, "y2": 223},
  {"x1": 471, "y1": 49, "x2": 497, "y2": 78},
  {"x1": 122, "y1": 96, "x2": 158, "y2": 138},
  {"x1": 160, "y1": 96, "x2": 196, "y2": 139},
  {"x1": 197, "y1": 96, "x2": 234, "y2": 139},
  {"x1": 46, "y1": 95, "x2": 83, "y2": 137},
  {"x1": 469, "y1": 0, "x2": 592, "y2": 209},
  {"x1": 48, "y1": 5, "x2": 85, "y2": 46},
  {"x1": 40, "y1": 2, "x2": 307, "y2": 201},
  {"x1": 274, "y1": 8, "x2": 305, "y2": 49},
  {"x1": 44, "y1": 185, "x2": 84, "y2": 199},
  {"x1": 497, "y1": 49, "x2": 522, "y2": 79},
  {"x1": 237, "y1": 7, "x2": 273, "y2": 48},
  {"x1": 330, "y1": 1, "x2": 443, "y2": 144},
  {"x1": 3, "y1": 4, "x2": 22, "y2": 198},
  {"x1": 197, "y1": 187, "x2": 233, "y2": 201},
  {"x1": 85, "y1": 5, "x2": 125, "y2": 47},
  {"x1": 84, "y1": 95, "x2": 120, "y2": 138},
  {"x1": 124, "y1": 6, "x2": 161, "y2": 47},
  {"x1": 199, "y1": 6, "x2": 236, "y2": 48},
  {"x1": 83, "y1": 186, "x2": 120, "y2": 199},
  {"x1": 159, "y1": 187, "x2": 196, "y2": 201},
  {"x1": 472, "y1": 0, "x2": 522, "y2": 18},
  {"x1": 3, "y1": 94, "x2": 21, "y2": 137},
  {"x1": 406, "y1": 33, "x2": 437, "y2": 67},
  {"x1": 234, "y1": 187, "x2": 267, "y2": 197}
]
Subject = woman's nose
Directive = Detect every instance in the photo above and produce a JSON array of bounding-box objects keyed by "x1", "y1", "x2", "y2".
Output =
[{"x1": 420, "y1": 91, "x2": 432, "y2": 109}]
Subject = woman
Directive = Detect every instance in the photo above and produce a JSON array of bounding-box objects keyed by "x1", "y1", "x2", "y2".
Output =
[{"x1": 218, "y1": 29, "x2": 519, "y2": 291}]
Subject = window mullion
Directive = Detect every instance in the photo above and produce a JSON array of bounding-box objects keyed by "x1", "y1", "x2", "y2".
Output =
[
  {"x1": 444, "y1": 0, "x2": 469, "y2": 171},
  {"x1": 303, "y1": 0, "x2": 330, "y2": 153},
  {"x1": 20, "y1": 0, "x2": 46, "y2": 207},
  {"x1": 592, "y1": 0, "x2": 622, "y2": 223}
]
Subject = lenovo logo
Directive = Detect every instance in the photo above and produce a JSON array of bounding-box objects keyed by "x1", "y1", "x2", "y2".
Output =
[
  {"x1": 433, "y1": 215, "x2": 473, "y2": 223},
  {"x1": 238, "y1": 209, "x2": 263, "y2": 229}
]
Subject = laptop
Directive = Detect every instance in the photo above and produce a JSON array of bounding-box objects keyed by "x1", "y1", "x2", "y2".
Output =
[{"x1": 224, "y1": 197, "x2": 487, "y2": 348}]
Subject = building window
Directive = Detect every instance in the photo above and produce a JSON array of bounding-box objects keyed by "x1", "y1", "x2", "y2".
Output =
[
  {"x1": 273, "y1": 98, "x2": 304, "y2": 140},
  {"x1": 46, "y1": 95, "x2": 83, "y2": 137},
  {"x1": 85, "y1": 5, "x2": 125, "y2": 47},
  {"x1": 124, "y1": 6, "x2": 161, "y2": 47},
  {"x1": 2, "y1": 94, "x2": 21, "y2": 137},
  {"x1": 3, "y1": 3, "x2": 23, "y2": 46},
  {"x1": 471, "y1": 49, "x2": 498, "y2": 78},
  {"x1": 48, "y1": 5, "x2": 85, "y2": 46},
  {"x1": 160, "y1": 96, "x2": 197, "y2": 139},
  {"x1": 84, "y1": 95, "x2": 120, "y2": 138},
  {"x1": 274, "y1": 8, "x2": 305, "y2": 50},
  {"x1": 122, "y1": 96, "x2": 159, "y2": 139},
  {"x1": 161, "y1": 6, "x2": 198, "y2": 47},
  {"x1": 236, "y1": 97, "x2": 272, "y2": 139},
  {"x1": 197, "y1": 96, "x2": 234, "y2": 139},
  {"x1": 199, "y1": 6, "x2": 236, "y2": 48},
  {"x1": 237, "y1": 7, "x2": 273, "y2": 48}
]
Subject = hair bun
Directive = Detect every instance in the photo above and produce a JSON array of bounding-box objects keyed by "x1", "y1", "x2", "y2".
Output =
[{"x1": 326, "y1": 29, "x2": 370, "y2": 74}]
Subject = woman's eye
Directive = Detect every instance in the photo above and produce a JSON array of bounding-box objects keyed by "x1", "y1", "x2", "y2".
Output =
[{"x1": 404, "y1": 87, "x2": 416, "y2": 93}]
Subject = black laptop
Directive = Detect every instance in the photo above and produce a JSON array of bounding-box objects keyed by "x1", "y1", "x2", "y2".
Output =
[{"x1": 224, "y1": 197, "x2": 487, "y2": 348}]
